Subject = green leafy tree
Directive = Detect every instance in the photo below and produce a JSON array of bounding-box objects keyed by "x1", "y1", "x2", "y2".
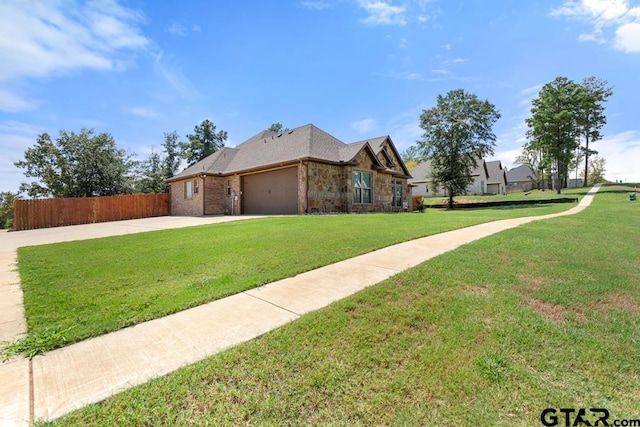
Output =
[
  {"x1": 417, "y1": 89, "x2": 501, "y2": 208},
  {"x1": 576, "y1": 77, "x2": 612, "y2": 187},
  {"x1": 14, "y1": 129, "x2": 135, "y2": 198},
  {"x1": 526, "y1": 77, "x2": 581, "y2": 194},
  {"x1": 401, "y1": 145, "x2": 425, "y2": 163},
  {"x1": 583, "y1": 155, "x2": 607, "y2": 184},
  {"x1": 180, "y1": 120, "x2": 228, "y2": 166},
  {"x1": 162, "y1": 131, "x2": 182, "y2": 179},
  {"x1": 135, "y1": 131, "x2": 183, "y2": 193},
  {"x1": 268, "y1": 123, "x2": 291, "y2": 133},
  {"x1": 0, "y1": 191, "x2": 19, "y2": 229},
  {"x1": 268, "y1": 123, "x2": 283, "y2": 132},
  {"x1": 515, "y1": 142, "x2": 549, "y2": 190}
]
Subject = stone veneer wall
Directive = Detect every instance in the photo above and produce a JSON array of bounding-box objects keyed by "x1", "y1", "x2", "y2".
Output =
[{"x1": 306, "y1": 161, "x2": 348, "y2": 213}]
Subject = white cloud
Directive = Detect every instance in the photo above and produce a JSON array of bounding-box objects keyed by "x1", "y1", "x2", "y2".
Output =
[
  {"x1": 300, "y1": 1, "x2": 331, "y2": 10},
  {"x1": 614, "y1": 21, "x2": 640, "y2": 51},
  {"x1": 0, "y1": 0, "x2": 148, "y2": 82},
  {"x1": 168, "y1": 22, "x2": 201, "y2": 36},
  {"x1": 0, "y1": 120, "x2": 46, "y2": 193},
  {"x1": 124, "y1": 106, "x2": 161, "y2": 119},
  {"x1": 358, "y1": 0, "x2": 407, "y2": 26},
  {"x1": 389, "y1": 71, "x2": 424, "y2": 80},
  {"x1": 0, "y1": 88, "x2": 38, "y2": 113},
  {"x1": 595, "y1": 130, "x2": 640, "y2": 181},
  {"x1": 519, "y1": 84, "x2": 543, "y2": 97},
  {"x1": 153, "y1": 51, "x2": 199, "y2": 99},
  {"x1": 351, "y1": 118, "x2": 378, "y2": 133},
  {"x1": 168, "y1": 23, "x2": 187, "y2": 36},
  {"x1": 551, "y1": 0, "x2": 640, "y2": 53},
  {"x1": 578, "y1": 32, "x2": 607, "y2": 42}
]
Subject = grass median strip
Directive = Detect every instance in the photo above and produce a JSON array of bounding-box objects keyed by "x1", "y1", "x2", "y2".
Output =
[
  {"x1": 44, "y1": 185, "x2": 640, "y2": 426},
  {"x1": 7, "y1": 201, "x2": 577, "y2": 357}
]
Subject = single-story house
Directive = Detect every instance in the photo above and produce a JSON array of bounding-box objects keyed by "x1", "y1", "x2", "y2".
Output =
[
  {"x1": 505, "y1": 164, "x2": 536, "y2": 192},
  {"x1": 409, "y1": 159, "x2": 489, "y2": 197},
  {"x1": 166, "y1": 124, "x2": 412, "y2": 215},
  {"x1": 485, "y1": 160, "x2": 507, "y2": 195}
]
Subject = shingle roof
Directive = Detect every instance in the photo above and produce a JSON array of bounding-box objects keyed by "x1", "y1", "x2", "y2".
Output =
[
  {"x1": 485, "y1": 160, "x2": 506, "y2": 185},
  {"x1": 409, "y1": 158, "x2": 487, "y2": 182},
  {"x1": 506, "y1": 164, "x2": 535, "y2": 183},
  {"x1": 168, "y1": 124, "x2": 408, "y2": 181},
  {"x1": 408, "y1": 160, "x2": 432, "y2": 184}
]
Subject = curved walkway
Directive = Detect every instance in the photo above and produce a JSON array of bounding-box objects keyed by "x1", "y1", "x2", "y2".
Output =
[{"x1": 0, "y1": 186, "x2": 600, "y2": 426}]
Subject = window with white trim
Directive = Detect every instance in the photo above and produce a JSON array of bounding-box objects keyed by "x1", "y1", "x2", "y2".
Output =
[
  {"x1": 185, "y1": 181, "x2": 193, "y2": 199},
  {"x1": 353, "y1": 171, "x2": 372, "y2": 204}
]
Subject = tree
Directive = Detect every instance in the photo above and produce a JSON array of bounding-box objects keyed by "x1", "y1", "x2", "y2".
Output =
[
  {"x1": 401, "y1": 145, "x2": 425, "y2": 163},
  {"x1": 526, "y1": 77, "x2": 582, "y2": 194},
  {"x1": 584, "y1": 155, "x2": 607, "y2": 184},
  {"x1": 180, "y1": 119, "x2": 228, "y2": 166},
  {"x1": 0, "y1": 191, "x2": 19, "y2": 229},
  {"x1": 162, "y1": 131, "x2": 182, "y2": 179},
  {"x1": 515, "y1": 142, "x2": 549, "y2": 190},
  {"x1": 268, "y1": 122, "x2": 291, "y2": 133},
  {"x1": 417, "y1": 89, "x2": 501, "y2": 208},
  {"x1": 576, "y1": 77, "x2": 612, "y2": 187},
  {"x1": 14, "y1": 129, "x2": 135, "y2": 198},
  {"x1": 135, "y1": 131, "x2": 184, "y2": 194}
]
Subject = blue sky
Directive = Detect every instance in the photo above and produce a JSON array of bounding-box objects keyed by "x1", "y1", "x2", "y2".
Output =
[{"x1": 2, "y1": 0, "x2": 640, "y2": 193}]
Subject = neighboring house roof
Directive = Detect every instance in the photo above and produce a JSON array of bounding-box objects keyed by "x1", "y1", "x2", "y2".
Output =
[
  {"x1": 408, "y1": 158, "x2": 488, "y2": 184},
  {"x1": 407, "y1": 160, "x2": 432, "y2": 184},
  {"x1": 506, "y1": 164, "x2": 535, "y2": 183},
  {"x1": 168, "y1": 124, "x2": 410, "y2": 182},
  {"x1": 485, "y1": 160, "x2": 507, "y2": 185}
]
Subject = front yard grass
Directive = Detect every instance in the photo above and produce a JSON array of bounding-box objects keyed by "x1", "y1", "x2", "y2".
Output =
[
  {"x1": 421, "y1": 186, "x2": 586, "y2": 206},
  {"x1": 46, "y1": 185, "x2": 640, "y2": 426},
  {"x1": 12, "y1": 201, "x2": 575, "y2": 355}
]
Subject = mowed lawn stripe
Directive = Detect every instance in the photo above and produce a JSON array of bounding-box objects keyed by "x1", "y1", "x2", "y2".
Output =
[{"x1": 14, "y1": 202, "x2": 575, "y2": 354}]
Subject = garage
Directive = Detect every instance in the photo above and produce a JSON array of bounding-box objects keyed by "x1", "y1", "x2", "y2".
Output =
[
  {"x1": 486, "y1": 183, "x2": 500, "y2": 194},
  {"x1": 242, "y1": 167, "x2": 299, "y2": 214}
]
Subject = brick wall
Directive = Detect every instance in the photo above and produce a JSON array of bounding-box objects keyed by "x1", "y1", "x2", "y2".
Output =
[{"x1": 170, "y1": 177, "x2": 204, "y2": 216}]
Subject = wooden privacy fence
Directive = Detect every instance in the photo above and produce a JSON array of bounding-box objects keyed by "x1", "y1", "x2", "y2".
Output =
[{"x1": 13, "y1": 193, "x2": 170, "y2": 231}]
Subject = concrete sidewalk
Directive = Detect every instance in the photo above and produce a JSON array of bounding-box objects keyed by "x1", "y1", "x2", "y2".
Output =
[{"x1": 0, "y1": 187, "x2": 600, "y2": 426}]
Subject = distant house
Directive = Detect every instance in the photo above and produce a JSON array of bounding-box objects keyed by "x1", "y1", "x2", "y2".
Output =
[
  {"x1": 506, "y1": 165, "x2": 536, "y2": 192},
  {"x1": 409, "y1": 159, "x2": 489, "y2": 197},
  {"x1": 485, "y1": 160, "x2": 507, "y2": 195},
  {"x1": 166, "y1": 124, "x2": 412, "y2": 215}
]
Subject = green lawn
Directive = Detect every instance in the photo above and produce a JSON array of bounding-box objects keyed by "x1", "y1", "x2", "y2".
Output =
[
  {"x1": 421, "y1": 187, "x2": 585, "y2": 206},
  {"x1": 45, "y1": 185, "x2": 640, "y2": 426},
  {"x1": 9, "y1": 198, "x2": 576, "y2": 357}
]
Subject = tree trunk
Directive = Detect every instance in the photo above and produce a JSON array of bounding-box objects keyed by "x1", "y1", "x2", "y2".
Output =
[
  {"x1": 447, "y1": 186, "x2": 454, "y2": 209},
  {"x1": 583, "y1": 132, "x2": 590, "y2": 187}
]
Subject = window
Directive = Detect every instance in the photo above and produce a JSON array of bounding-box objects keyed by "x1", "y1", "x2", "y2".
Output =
[
  {"x1": 392, "y1": 180, "x2": 403, "y2": 207},
  {"x1": 185, "y1": 181, "x2": 193, "y2": 199},
  {"x1": 226, "y1": 180, "x2": 231, "y2": 195},
  {"x1": 194, "y1": 179, "x2": 199, "y2": 194},
  {"x1": 353, "y1": 171, "x2": 372, "y2": 204}
]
